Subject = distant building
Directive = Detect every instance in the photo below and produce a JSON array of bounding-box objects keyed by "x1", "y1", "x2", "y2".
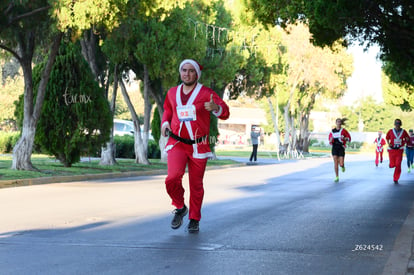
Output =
[{"x1": 218, "y1": 107, "x2": 267, "y2": 145}]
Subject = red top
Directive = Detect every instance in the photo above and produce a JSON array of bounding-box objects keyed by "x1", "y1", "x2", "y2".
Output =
[
  {"x1": 386, "y1": 128, "x2": 409, "y2": 150},
  {"x1": 374, "y1": 137, "x2": 386, "y2": 152},
  {"x1": 328, "y1": 128, "x2": 351, "y2": 148},
  {"x1": 161, "y1": 83, "x2": 230, "y2": 159}
]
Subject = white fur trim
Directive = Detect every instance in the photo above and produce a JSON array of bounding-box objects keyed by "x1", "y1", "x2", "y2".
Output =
[
  {"x1": 212, "y1": 105, "x2": 223, "y2": 117},
  {"x1": 192, "y1": 143, "x2": 213, "y2": 159},
  {"x1": 179, "y1": 59, "x2": 201, "y2": 80},
  {"x1": 165, "y1": 145, "x2": 174, "y2": 152},
  {"x1": 162, "y1": 121, "x2": 170, "y2": 129}
]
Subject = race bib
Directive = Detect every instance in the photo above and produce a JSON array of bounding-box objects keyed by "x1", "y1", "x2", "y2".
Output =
[
  {"x1": 332, "y1": 132, "x2": 341, "y2": 139},
  {"x1": 394, "y1": 138, "x2": 401, "y2": 146},
  {"x1": 177, "y1": 105, "x2": 196, "y2": 122}
]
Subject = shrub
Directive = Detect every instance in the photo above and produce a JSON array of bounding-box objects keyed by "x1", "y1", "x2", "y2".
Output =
[
  {"x1": 114, "y1": 135, "x2": 135, "y2": 159},
  {"x1": 18, "y1": 42, "x2": 112, "y2": 167},
  {"x1": 0, "y1": 132, "x2": 20, "y2": 153},
  {"x1": 148, "y1": 139, "x2": 161, "y2": 159},
  {"x1": 349, "y1": 141, "x2": 364, "y2": 149},
  {"x1": 309, "y1": 138, "x2": 319, "y2": 146},
  {"x1": 151, "y1": 107, "x2": 161, "y2": 145},
  {"x1": 113, "y1": 135, "x2": 161, "y2": 159}
]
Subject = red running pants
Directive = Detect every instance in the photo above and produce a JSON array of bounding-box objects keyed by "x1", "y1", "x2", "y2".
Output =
[
  {"x1": 375, "y1": 150, "x2": 383, "y2": 166},
  {"x1": 388, "y1": 149, "x2": 403, "y2": 181},
  {"x1": 165, "y1": 142, "x2": 207, "y2": 221}
]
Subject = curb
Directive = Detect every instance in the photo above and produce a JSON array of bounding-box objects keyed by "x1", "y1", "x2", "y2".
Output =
[
  {"x1": 0, "y1": 170, "x2": 167, "y2": 189},
  {"x1": 382, "y1": 200, "x2": 414, "y2": 275},
  {"x1": 0, "y1": 163, "x2": 245, "y2": 189}
]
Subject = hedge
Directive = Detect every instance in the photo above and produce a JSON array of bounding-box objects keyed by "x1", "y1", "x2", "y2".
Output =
[
  {"x1": 0, "y1": 132, "x2": 20, "y2": 153},
  {"x1": 112, "y1": 135, "x2": 161, "y2": 159},
  {"x1": 0, "y1": 132, "x2": 161, "y2": 159}
]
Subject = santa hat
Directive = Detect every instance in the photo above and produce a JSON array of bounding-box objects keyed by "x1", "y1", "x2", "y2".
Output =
[{"x1": 179, "y1": 59, "x2": 203, "y2": 80}]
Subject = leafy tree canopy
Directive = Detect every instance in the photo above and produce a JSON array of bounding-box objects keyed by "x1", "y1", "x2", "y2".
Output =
[
  {"x1": 245, "y1": 0, "x2": 414, "y2": 89},
  {"x1": 382, "y1": 71, "x2": 414, "y2": 111}
]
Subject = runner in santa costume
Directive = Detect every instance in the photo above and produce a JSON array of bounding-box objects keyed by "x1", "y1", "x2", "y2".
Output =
[
  {"x1": 328, "y1": 118, "x2": 351, "y2": 183},
  {"x1": 385, "y1": 119, "x2": 410, "y2": 184},
  {"x1": 374, "y1": 131, "x2": 386, "y2": 166},
  {"x1": 161, "y1": 59, "x2": 230, "y2": 233}
]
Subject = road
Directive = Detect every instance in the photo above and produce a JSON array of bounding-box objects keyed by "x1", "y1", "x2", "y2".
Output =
[{"x1": 1, "y1": 154, "x2": 414, "y2": 275}]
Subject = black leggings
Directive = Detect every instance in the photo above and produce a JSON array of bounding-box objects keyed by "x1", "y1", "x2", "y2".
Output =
[{"x1": 250, "y1": 144, "x2": 258, "y2": 161}]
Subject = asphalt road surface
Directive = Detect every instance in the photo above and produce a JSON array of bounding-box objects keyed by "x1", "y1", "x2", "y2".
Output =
[{"x1": 1, "y1": 153, "x2": 414, "y2": 275}]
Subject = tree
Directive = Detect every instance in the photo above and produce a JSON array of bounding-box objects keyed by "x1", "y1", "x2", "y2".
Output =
[
  {"x1": 55, "y1": 0, "x2": 139, "y2": 166},
  {"x1": 130, "y1": 2, "x2": 208, "y2": 162},
  {"x1": 339, "y1": 97, "x2": 394, "y2": 132},
  {"x1": 15, "y1": 41, "x2": 112, "y2": 167},
  {"x1": 245, "y1": 0, "x2": 414, "y2": 105},
  {"x1": 0, "y1": 59, "x2": 23, "y2": 130},
  {"x1": 100, "y1": 0, "x2": 160, "y2": 164},
  {"x1": 103, "y1": 0, "x2": 244, "y2": 161},
  {"x1": 0, "y1": 0, "x2": 63, "y2": 170},
  {"x1": 1, "y1": 0, "x2": 125, "y2": 170},
  {"x1": 261, "y1": 24, "x2": 352, "y2": 154},
  {"x1": 382, "y1": 72, "x2": 414, "y2": 112},
  {"x1": 119, "y1": 75, "x2": 150, "y2": 164}
]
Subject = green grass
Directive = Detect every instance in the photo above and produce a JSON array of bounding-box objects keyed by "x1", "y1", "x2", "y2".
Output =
[
  {"x1": 215, "y1": 149, "x2": 328, "y2": 158},
  {"x1": 0, "y1": 148, "x2": 332, "y2": 182},
  {"x1": 0, "y1": 154, "x2": 239, "y2": 181}
]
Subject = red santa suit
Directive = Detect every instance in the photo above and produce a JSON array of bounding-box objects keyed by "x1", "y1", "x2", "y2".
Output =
[
  {"x1": 386, "y1": 128, "x2": 409, "y2": 182},
  {"x1": 328, "y1": 127, "x2": 351, "y2": 155},
  {"x1": 162, "y1": 83, "x2": 230, "y2": 221},
  {"x1": 374, "y1": 135, "x2": 386, "y2": 166}
]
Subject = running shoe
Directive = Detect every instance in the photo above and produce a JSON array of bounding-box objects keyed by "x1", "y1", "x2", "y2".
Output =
[
  {"x1": 171, "y1": 205, "x2": 188, "y2": 229},
  {"x1": 334, "y1": 176, "x2": 339, "y2": 183},
  {"x1": 409, "y1": 167, "x2": 411, "y2": 173},
  {"x1": 341, "y1": 166, "x2": 345, "y2": 172},
  {"x1": 187, "y1": 219, "x2": 199, "y2": 233},
  {"x1": 394, "y1": 180, "x2": 399, "y2": 184}
]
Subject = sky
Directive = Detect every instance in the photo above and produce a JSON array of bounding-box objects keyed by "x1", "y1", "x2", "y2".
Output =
[{"x1": 342, "y1": 44, "x2": 383, "y2": 106}]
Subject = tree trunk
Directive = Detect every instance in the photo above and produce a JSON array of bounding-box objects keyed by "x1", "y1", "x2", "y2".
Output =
[
  {"x1": 80, "y1": 30, "x2": 116, "y2": 165},
  {"x1": 149, "y1": 81, "x2": 168, "y2": 163},
  {"x1": 100, "y1": 139, "x2": 117, "y2": 165},
  {"x1": 298, "y1": 111, "x2": 311, "y2": 153},
  {"x1": 100, "y1": 65, "x2": 118, "y2": 166},
  {"x1": 80, "y1": 30, "x2": 101, "y2": 84},
  {"x1": 133, "y1": 130, "x2": 149, "y2": 164},
  {"x1": 12, "y1": 123, "x2": 36, "y2": 170},
  {"x1": 142, "y1": 65, "x2": 152, "y2": 156},
  {"x1": 290, "y1": 115, "x2": 297, "y2": 156},
  {"x1": 267, "y1": 96, "x2": 281, "y2": 154},
  {"x1": 12, "y1": 32, "x2": 62, "y2": 170},
  {"x1": 283, "y1": 103, "x2": 291, "y2": 146},
  {"x1": 119, "y1": 78, "x2": 150, "y2": 164}
]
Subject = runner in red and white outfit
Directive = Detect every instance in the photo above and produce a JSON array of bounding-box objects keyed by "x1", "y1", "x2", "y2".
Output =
[
  {"x1": 385, "y1": 119, "x2": 410, "y2": 184},
  {"x1": 161, "y1": 59, "x2": 230, "y2": 233},
  {"x1": 373, "y1": 131, "x2": 386, "y2": 166},
  {"x1": 328, "y1": 118, "x2": 351, "y2": 183}
]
